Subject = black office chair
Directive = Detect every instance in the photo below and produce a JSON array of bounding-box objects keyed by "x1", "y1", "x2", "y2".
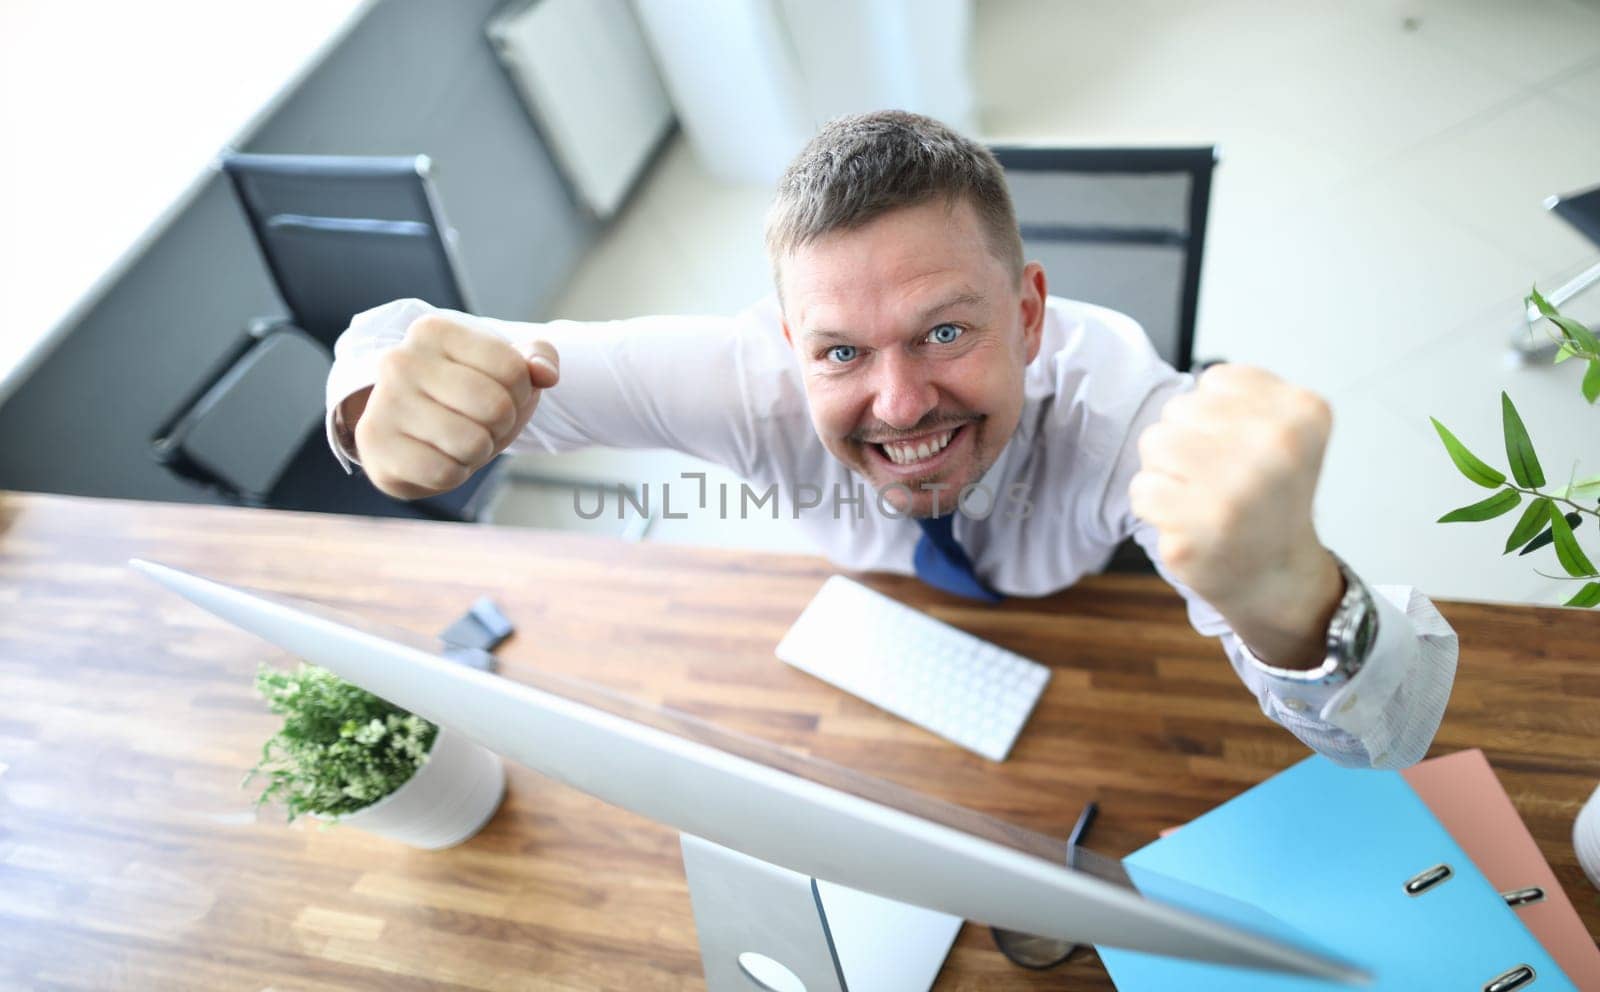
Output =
[
  {"x1": 153, "y1": 153, "x2": 501, "y2": 521},
  {"x1": 992, "y1": 145, "x2": 1220, "y2": 570}
]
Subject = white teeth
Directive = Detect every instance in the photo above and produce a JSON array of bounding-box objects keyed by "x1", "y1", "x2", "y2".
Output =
[{"x1": 881, "y1": 430, "x2": 954, "y2": 465}]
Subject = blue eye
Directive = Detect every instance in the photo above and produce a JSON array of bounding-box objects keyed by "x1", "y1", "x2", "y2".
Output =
[
  {"x1": 927, "y1": 323, "x2": 963, "y2": 345},
  {"x1": 826, "y1": 344, "x2": 858, "y2": 364}
]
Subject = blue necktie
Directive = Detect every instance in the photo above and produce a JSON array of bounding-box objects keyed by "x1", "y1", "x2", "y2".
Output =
[{"x1": 914, "y1": 514, "x2": 1002, "y2": 602}]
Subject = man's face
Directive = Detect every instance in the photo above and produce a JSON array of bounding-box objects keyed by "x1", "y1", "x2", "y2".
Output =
[{"x1": 780, "y1": 198, "x2": 1046, "y2": 518}]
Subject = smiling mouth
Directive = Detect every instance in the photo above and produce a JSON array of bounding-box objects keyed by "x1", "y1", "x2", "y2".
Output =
[{"x1": 869, "y1": 425, "x2": 965, "y2": 467}]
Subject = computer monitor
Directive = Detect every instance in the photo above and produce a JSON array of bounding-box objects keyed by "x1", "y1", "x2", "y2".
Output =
[{"x1": 128, "y1": 559, "x2": 1368, "y2": 988}]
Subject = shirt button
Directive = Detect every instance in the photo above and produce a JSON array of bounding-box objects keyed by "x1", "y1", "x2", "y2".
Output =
[{"x1": 1283, "y1": 697, "x2": 1309, "y2": 713}]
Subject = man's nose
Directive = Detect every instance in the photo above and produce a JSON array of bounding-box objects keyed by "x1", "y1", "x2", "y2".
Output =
[{"x1": 871, "y1": 351, "x2": 938, "y2": 431}]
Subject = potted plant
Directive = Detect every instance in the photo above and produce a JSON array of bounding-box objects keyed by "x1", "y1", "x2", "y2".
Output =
[
  {"x1": 245, "y1": 663, "x2": 505, "y2": 849},
  {"x1": 1430, "y1": 286, "x2": 1600, "y2": 891}
]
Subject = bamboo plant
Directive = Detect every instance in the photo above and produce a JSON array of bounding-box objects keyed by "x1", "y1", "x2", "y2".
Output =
[{"x1": 1431, "y1": 287, "x2": 1600, "y2": 609}]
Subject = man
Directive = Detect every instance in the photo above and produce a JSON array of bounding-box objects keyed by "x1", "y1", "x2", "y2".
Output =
[{"x1": 326, "y1": 111, "x2": 1456, "y2": 769}]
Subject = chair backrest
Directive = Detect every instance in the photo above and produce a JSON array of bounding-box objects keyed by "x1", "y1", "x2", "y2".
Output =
[
  {"x1": 221, "y1": 153, "x2": 474, "y2": 349},
  {"x1": 990, "y1": 146, "x2": 1218, "y2": 372}
]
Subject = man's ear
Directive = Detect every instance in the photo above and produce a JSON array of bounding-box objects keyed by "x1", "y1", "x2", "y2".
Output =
[{"x1": 1020, "y1": 261, "x2": 1047, "y2": 364}]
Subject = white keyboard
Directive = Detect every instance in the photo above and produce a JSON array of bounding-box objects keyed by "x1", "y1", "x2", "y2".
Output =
[{"x1": 775, "y1": 576, "x2": 1051, "y2": 761}]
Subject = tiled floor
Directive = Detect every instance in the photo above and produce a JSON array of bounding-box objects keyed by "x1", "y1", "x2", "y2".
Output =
[{"x1": 489, "y1": 0, "x2": 1600, "y2": 606}]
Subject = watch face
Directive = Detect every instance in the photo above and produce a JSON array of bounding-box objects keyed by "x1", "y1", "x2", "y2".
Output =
[{"x1": 1349, "y1": 600, "x2": 1379, "y2": 662}]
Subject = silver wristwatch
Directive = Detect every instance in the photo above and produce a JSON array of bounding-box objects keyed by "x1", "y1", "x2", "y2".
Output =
[{"x1": 1248, "y1": 554, "x2": 1379, "y2": 687}]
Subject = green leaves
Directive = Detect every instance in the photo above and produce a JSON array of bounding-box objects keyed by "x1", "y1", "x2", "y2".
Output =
[
  {"x1": 1438, "y1": 292, "x2": 1600, "y2": 607},
  {"x1": 1503, "y1": 497, "x2": 1554, "y2": 553},
  {"x1": 1550, "y1": 312, "x2": 1600, "y2": 357},
  {"x1": 1438, "y1": 488, "x2": 1520, "y2": 523},
  {"x1": 1500, "y1": 392, "x2": 1544, "y2": 488},
  {"x1": 1548, "y1": 502, "x2": 1598, "y2": 577},
  {"x1": 1529, "y1": 284, "x2": 1557, "y2": 319},
  {"x1": 1518, "y1": 511, "x2": 1582, "y2": 557},
  {"x1": 1529, "y1": 285, "x2": 1600, "y2": 405},
  {"x1": 1529, "y1": 284, "x2": 1600, "y2": 350},
  {"x1": 1567, "y1": 583, "x2": 1600, "y2": 608},
  {"x1": 1431, "y1": 417, "x2": 1506, "y2": 488}
]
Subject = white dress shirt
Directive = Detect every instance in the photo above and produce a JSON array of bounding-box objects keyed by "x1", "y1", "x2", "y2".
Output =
[{"x1": 326, "y1": 295, "x2": 1458, "y2": 770}]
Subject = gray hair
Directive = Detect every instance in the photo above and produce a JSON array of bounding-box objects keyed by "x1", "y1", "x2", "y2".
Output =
[{"x1": 765, "y1": 110, "x2": 1023, "y2": 292}]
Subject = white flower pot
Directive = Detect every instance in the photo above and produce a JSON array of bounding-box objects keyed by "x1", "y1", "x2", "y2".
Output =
[
  {"x1": 331, "y1": 727, "x2": 505, "y2": 849},
  {"x1": 1576, "y1": 783, "x2": 1600, "y2": 891}
]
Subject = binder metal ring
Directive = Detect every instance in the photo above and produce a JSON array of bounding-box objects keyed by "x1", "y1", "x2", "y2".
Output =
[
  {"x1": 1403, "y1": 863, "x2": 1452, "y2": 896},
  {"x1": 1483, "y1": 964, "x2": 1536, "y2": 992},
  {"x1": 1499, "y1": 886, "x2": 1544, "y2": 908}
]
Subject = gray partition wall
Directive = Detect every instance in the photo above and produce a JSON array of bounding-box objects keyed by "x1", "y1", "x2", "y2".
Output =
[{"x1": 0, "y1": 0, "x2": 596, "y2": 502}]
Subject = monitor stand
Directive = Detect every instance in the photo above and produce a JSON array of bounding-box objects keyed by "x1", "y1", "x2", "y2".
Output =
[{"x1": 681, "y1": 834, "x2": 963, "y2": 992}]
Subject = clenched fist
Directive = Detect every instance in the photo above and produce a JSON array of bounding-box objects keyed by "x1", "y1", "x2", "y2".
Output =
[
  {"x1": 344, "y1": 314, "x2": 559, "y2": 500},
  {"x1": 1128, "y1": 364, "x2": 1343, "y2": 666}
]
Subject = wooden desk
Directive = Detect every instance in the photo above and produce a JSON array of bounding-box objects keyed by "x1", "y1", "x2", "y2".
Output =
[{"x1": 2, "y1": 492, "x2": 1596, "y2": 990}]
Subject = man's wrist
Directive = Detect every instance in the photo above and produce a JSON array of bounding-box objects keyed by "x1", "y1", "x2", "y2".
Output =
[
  {"x1": 340, "y1": 387, "x2": 373, "y2": 428},
  {"x1": 1217, "y1": 546, "x2": 1344, "y2": 670}
]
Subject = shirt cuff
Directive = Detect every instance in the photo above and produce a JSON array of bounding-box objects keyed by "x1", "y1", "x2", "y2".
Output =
[
  {"x1": 1238, "y1": 586, "x2": 1439, "y2": 768},
  {"x1": 1317, "y1": 589, "x2": 1414, "y2": 758},
  {"x1": 325, "y1": 405, "x2": 358, "y2": 474},
  {"x1": 323, "y1": 350, "x2": 385, "y2": 474}
]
